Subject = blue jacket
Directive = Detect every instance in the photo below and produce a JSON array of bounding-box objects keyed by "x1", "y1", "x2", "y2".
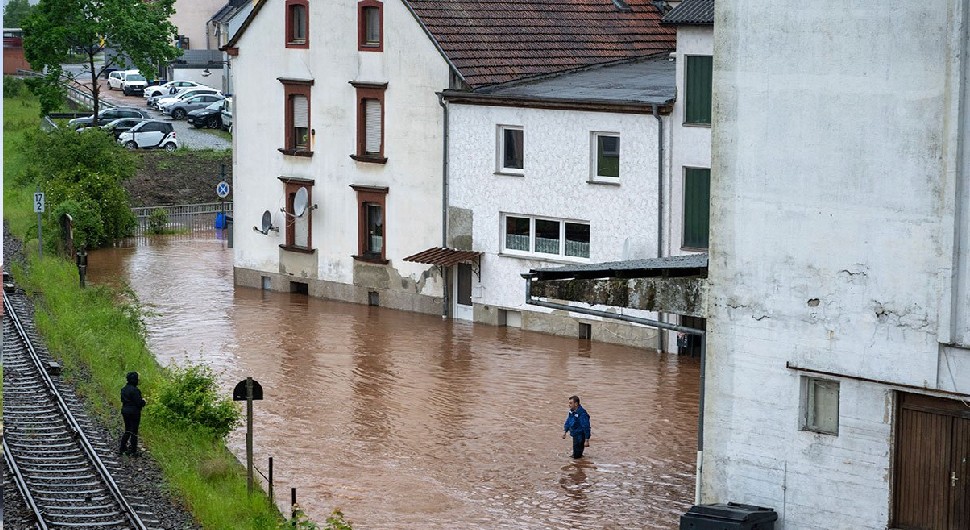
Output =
[{"x1": 564, "y1": 405, "x2": 591, "y2": 439}]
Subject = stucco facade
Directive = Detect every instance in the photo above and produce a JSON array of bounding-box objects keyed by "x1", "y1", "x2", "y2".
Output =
[
  {"x1": 172, "y1": 0, "x2": 224, "y2": 50},
  {"x1": 230, "y1": 0, "x2": 450, "y2": 313},
  {"x1": 447, "y1": 102, "x2": 668, "y2": 347},
  {"x1": 704, "y1": 1, "x2": 970, "y2": 528}
]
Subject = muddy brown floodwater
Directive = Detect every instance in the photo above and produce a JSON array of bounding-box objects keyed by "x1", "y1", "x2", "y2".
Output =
[{"x1": 87, "y1": 233, "x2": 700, "y2": 529}]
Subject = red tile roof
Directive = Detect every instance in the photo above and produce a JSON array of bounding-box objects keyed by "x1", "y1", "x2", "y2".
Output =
[{"x1": 404, "y1": 0, "x2": 676, "y2": 88}]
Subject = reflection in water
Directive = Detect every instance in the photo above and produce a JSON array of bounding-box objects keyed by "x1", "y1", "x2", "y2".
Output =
[{"x1": 87, "y1": 232, "x2": 700, "y2": 529}]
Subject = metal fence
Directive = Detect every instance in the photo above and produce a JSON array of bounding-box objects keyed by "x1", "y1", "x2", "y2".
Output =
[{"x1": 130, "y1": 202, "x2": 233, "y2": 237}]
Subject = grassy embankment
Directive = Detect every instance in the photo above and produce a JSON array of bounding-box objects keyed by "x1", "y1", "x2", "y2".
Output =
[{"x1": 3, "y1": 93, "x2": 283, "y2": 529}]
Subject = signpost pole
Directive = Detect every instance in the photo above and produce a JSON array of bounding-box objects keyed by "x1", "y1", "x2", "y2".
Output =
[
  {"x1": 246, "y1": 376, "x2": 254, "y2": 495},
  {"x1": 34, "y1": 187, "x2": 44, "y2": 259}
]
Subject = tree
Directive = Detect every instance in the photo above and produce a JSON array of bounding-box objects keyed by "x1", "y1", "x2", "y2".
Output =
[
  {"x1": 21, "y1": 0, "x2": 180, "y2": 117},
  {"x1": 3, "y1": 0, "x2": 34, "y2": 28}
]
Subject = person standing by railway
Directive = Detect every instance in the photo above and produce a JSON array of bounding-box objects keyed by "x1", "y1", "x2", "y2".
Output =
[
  {"x1": 562, "y1": 395, "x2": 591, "y2": 459},
  {"x1": 120, "y1": 371, "x2": 146, "y2": 456}
]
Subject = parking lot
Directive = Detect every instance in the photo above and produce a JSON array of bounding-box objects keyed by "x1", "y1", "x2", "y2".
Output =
[{"x1": 95, "y1": 78, "x2": 231, "y2": 151}]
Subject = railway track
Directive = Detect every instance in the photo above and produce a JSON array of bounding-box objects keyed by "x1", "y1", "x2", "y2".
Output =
[{"x1": 3, "y1": 285, "x2": 162, "y2": 529}]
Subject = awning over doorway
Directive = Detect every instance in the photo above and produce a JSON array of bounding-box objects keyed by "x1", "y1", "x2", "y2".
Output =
[{"x1": 403, "y1": 247, "x2": 483, "y2": 267}]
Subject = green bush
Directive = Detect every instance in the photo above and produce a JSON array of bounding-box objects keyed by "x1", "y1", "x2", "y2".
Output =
[
  {"x1": 147, "y1": 207, "x2": 169, "y2": 234},
  {"x1": 280, "y1": 508, "x2": 352, "y2": 530},
  {"x1": 152, "y1": 363, "x2": 241, "y2": 439},
  {"x1": 3, "y1": 76, "x2": 28, "y2": 98}
]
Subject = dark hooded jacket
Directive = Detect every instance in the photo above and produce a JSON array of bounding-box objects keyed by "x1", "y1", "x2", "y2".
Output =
[{"x1": 121, "y1": 371, "x2": 146, "y2": 414}]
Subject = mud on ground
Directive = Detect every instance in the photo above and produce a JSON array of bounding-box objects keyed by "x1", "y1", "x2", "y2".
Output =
[{"x1": 127, "y1": 149, "x2": 232, "y2": 207}]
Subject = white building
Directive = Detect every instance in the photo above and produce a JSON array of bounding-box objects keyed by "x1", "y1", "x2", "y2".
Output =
[
  {"x1": 224, "y1": 0, "x2": 676, "y2": 316},
  {"x1": 172, "y1": 0, "x2": 225, "y2": 50},
  {"x1": 703, "y1": 1, "x2": 970, "y2": 528},
  {"x1": 443, "y1": 58, "x2": 676, "y2": 347}
]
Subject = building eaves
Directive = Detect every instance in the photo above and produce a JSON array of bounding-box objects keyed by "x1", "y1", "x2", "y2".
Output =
[
  {"x1": 222, "y1": 0, "x2": 269, "y2": 51},
  {"x1": 661, "y1": 0, "x2": 714, "y2": 25}
]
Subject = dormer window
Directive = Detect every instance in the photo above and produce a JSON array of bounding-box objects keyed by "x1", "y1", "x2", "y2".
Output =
[{"x1": 286, "y1": 0, "x2": 309, "y2": 48}]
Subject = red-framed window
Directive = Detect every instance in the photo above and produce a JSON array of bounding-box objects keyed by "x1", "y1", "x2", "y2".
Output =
[
  {"x1": 285, "y1": 0, "x2": 309, "y2": 48},
  {"x1": 351, "y1": 185, "x2": 388, "y2": 263},
  {"x1": 279, "y1": 177, "x2": 315, "y2": 251},
  {"x1": 357, "y1": 0, "x2": 383, "y2": 52},
  {"x1": 279, "y1": 78, "x2": 313, "y2": 156},
  {"x1": 350, "y1": 82, "x2": 387, "y2": 163}
]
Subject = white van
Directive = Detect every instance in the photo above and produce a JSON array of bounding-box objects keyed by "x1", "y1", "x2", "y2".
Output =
[{"x1": 121, "y1": 70, "x2": 148, "y2": 96}]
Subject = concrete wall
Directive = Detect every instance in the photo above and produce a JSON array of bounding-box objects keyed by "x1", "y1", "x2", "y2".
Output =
[
  {"x1": 231, "y1": 0, "x2": 450, "y2": 314},
  {"x1": 173, "y1": 0, "x2": 224, "y2": 50},
  {"x1": 447, "y1": 103, "x2": 666, "y2": 348},
  {"x1": 705, "y1": 1, "x2": 970, "y2": 528}
]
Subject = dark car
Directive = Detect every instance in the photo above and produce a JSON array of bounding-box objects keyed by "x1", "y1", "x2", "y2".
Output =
[
  {"x1": 100, "y1": 117, "x2": 146, "y2": 138},
  {"x1": 68, "y1": 107, "x2": 151, "y2": 129},
  {"x1": 187, "y1": 101, "x2": 224, "y2": 129}
]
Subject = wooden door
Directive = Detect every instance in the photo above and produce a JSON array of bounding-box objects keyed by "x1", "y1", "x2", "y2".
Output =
[{"x1": 893, "y1": 393, "x2": 970, "y2": 530}]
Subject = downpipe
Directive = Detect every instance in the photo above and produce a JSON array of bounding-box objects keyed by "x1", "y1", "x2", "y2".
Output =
[{"x1": 437, "y1": 93, "x2": 450, "y2": 318}]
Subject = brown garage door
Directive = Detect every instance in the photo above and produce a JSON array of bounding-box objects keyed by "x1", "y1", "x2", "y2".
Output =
[{"x1": 893, "y1": 393, "x2": 970, "y2": 530}]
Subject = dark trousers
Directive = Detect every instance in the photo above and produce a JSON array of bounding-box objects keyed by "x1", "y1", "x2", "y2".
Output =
[
  {"x1": 571, "y1": 434, "x2": 586, "y2": 459},
  {"x1": 120, "y1": 410, "x2": 141, "y2": 455}
]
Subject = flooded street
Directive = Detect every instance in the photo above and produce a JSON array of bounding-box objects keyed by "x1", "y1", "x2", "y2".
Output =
[{"x1": 88, "y1": 233, "x2": 699, "y2": 529}]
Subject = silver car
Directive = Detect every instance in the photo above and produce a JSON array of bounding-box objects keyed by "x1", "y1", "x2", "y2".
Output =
[
  {"x1": 151, "y1": 87, "x2": 221, "y2": 110},
  {"x1": 163, "y1": 94, "x2": 225, "y2": 120}
]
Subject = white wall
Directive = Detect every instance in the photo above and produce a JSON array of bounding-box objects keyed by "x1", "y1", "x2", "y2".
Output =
[
  {"x1": 231, "y1": 0, "x2": 449, "y2": 296},
  {"x1": 667, "y1": 25, "x2": 713, "y2": 256},
  {"x1": 172, "y1": 0, "x2": 224, "y2": 50},
  {"x1": 449, "y1": 103, "x2": 663, "y2": 313},
  {"x1": 705, "y1": 1, "x2": 969, "y2": 528}
]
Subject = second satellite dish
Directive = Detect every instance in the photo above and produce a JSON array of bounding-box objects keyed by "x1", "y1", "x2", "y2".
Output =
[
  {"x1": 293, "y1": 187, "x2": 309, "y2": 217},
  {"x1": 261, "y1": 210, "x2": 273, "y2": 232}
]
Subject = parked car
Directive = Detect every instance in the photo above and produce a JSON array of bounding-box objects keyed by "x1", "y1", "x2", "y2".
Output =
[
  {"x1": 143, "y1": 80, "x2": 206, "y2": 99},
  {"x1": 220, "y1": 96, "x2": 233, "y2": 131},
  {"x1": 67, "y1": 107, "x2": 151, "y2": 128},
  {"x1": 121, "y1": 71, "x2": 149, "y2": 96},
  {"x1": 117, "y1": 120, "x2": 178, "y2": 150},
  {"x1": 165, "y1": 94, "x2": 224, "y2": 120},
  {"x1": 107, "y1": 70, "x2": 125, "y2": 90},
  {"x1": 187, "y1": 101, "x2": 225, "y2": 128},
  {"x1": 77, "y1": 117, "x2": 146, "y2": 138},
  {"x1": 151, "y1": 87, "x2": 221, "y2": 110}
]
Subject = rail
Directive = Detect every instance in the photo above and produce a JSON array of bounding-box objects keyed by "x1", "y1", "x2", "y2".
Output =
[
  {"x1": 17, "y1": 68, "x2": 115, "y2": 112},
  {"x1": 131, "y1": 201, "x2": 233, "y2": 237}
]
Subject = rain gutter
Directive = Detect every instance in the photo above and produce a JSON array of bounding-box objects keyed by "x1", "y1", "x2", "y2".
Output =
[
  {"x1": 653, "y1": 104, "x2": 666, "y2": 354},
  {"x1": 437, "y1": 92, "x2": 450, "y2": 318}
]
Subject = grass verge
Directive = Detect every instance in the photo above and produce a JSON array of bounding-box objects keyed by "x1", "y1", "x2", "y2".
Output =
[{"x1": 4, "y1": 93, "x2": 285, "y2": 528}]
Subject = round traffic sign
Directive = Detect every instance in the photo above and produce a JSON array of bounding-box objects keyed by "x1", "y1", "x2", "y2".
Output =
[{"x1": 216, "y1": 181, "x2": 230, "y2": 199}]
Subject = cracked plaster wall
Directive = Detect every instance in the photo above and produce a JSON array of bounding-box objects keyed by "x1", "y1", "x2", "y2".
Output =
[{"x1": 703, "y1": 2, "x2": 969, "y2": 528}]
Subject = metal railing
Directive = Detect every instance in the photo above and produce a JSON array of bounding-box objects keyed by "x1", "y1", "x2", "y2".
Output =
[
  {"x1": 130, "y1": 202, "x2": 233, "y2": 237},
  {"x1": 18, "y1": 68, "x2": 115, "y2": 112}
]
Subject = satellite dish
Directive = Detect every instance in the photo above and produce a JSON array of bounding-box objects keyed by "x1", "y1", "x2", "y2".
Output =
[
  {"x1": 293, "y1": 187, "x2": 309, "y2": 217},
  {"x1": 261, "y1": 210, "x2": 273, "y2": 232}
]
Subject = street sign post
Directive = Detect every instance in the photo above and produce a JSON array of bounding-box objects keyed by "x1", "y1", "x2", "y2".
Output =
[
  {"x1": 233, "y1": 377, "x2": 263, "y2": 494},
  {"x1": 34, "y1": 190, "x2": 45, "y2": 258}
]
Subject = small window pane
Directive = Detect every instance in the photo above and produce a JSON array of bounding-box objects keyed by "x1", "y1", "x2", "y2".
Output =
[
  {"x1": 292, "y1": 95, "x2": 309, "y2": 149},
  {"x1": 596, "y1": 134, "x2": 619, "y2": 178},
  {"x1": 364, "y1": 6, "x2": 380, "y2": 44},
  {"x1": 534, "y1": 219, "x2": 560, "y2": 255},
  {"x1": 505, "y1": 216, "x2": 530, "y2": 251},
  {"x1": 291, "y1": 5, "x2": 307, "y2": 42},
  {"x1": 565, "y1": 223, "x2": 590, "y2": 258},
  {"x1": 802, "y1": 377, "x2": 839, "y2": 435},
  {"x1": 366, "y1": 203, "x2": 383, "y2": 254},
  {"x1": 502, "y1": 128, "x2": 523, "y2": 170}
]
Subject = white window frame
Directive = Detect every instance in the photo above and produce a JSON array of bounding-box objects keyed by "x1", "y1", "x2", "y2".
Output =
[
  {"x1": 496, "y1": 125, "x2": 524, "y2": 175},
  {"x1": 590, "y1": 131, "x2": 621, "y2": 181},
  {"x1": 500, "y1": 213, "x2": 590, "y2": 261},
  {"x1": 799, "y1": 377, "x2": 840, "y2": 436}
]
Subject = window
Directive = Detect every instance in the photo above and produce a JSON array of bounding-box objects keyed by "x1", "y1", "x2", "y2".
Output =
[
  {"x1": 358, "y1": 0, "x2": 383, "y2": 51},
  {"x1": 685, "y1": 55, "x2": 713, "y2": 125},
  {"x1": 352, "y1": 185, "x2": 389, "y2": 262},
  {"x1": 683, "y1": 167, "x2": 710, "y2": 249},
  {"x1": 279, "y1": 178, "x2": 314, "y2": 251},
  {"x1": 800, "y1": 377, "x2": 839, "y2": 435},
  {"x1": 591, "y1": 132, "x2": 620, "y2": 180},
  {"x1": 279, "y1": 79, "x2": 313, "y2": 156},
  {"x1": 497, "y1": 126, "x2": 524, "y2": 174},
  {"x1": 502, "y1": 215, "x2": 590, "y2": 260},
  {"x1": 351, "y1": 82, "x2": 387, "y2": 163},
  {"x1": 285, "y1": 0, "x2": 309, "y2": 48}
]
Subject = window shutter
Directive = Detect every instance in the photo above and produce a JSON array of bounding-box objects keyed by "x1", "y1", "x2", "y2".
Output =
[
  {"x1": 683, "y1": 168, "x2": 711, "y2": 249},
  {"x1": 685, "y1": 56, "x2": 713, "y2": 124},
  {"x1": 293, "y1": 95, "x2": 309, "y2": 128},
  {"x1": 364, "y1": 99, "x2": 382, "y2": 154}
]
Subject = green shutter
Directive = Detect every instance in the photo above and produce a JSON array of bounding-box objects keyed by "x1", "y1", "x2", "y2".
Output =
[
  {"x1": 684, "y1": 168, "x2": 710, "y2": 249},
  {"x1": 685, "y1": 55, "x2": 713, "y2": 125}
]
